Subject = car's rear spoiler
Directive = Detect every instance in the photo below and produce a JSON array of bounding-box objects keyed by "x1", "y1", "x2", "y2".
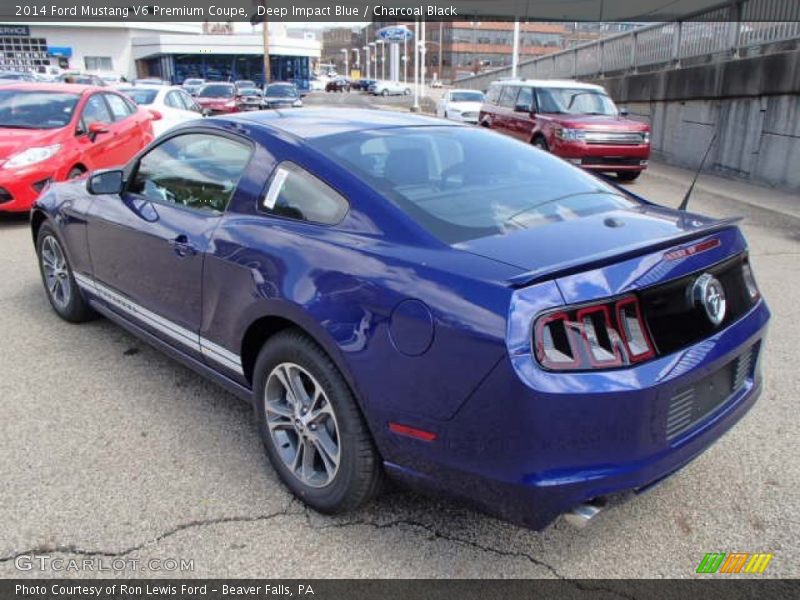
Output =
[{"x1": 506, "y1": 216, "x2": 743, "y2": 288}]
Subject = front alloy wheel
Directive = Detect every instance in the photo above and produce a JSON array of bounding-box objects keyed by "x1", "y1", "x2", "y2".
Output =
[
  {"x1": 264, "y1": 362, "x2": 341, "y2": 488},
  {"x1": 36, "y1": 223, "x2": 96, "y2": 322}
]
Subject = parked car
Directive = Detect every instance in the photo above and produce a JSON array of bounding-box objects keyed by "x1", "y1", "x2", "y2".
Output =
[
  {"x1": 56, "y1": 73, "x2": 107, "y2": 86},
  {"x1": 308, "y1": 77, "x2": 326, "y2": 92},
  {"x1": 436, "y1": 89, "x2": 485, "y2": 124},
  {"x1": 236, "y1": 87, "x2": 264, "y2": 111},
  {"x1": 117, "y1": 84, "x2": 203, "y2": 136},
  {"x1": 133, "y1": 78, "x2": 169, "y2": 86},
  {"x1": 0, "y1": 71, "x2": 37, "y2": 83},
  {"x1": 325, "y1": 78, "x2": 350, "y2": 93},
  {"x1": 353, "y1": 78, "x2": 376, "y2": 91},
  {"x1": 234, "y1": 79, "x2": 257, "y2": 91},
  {"x1": 480, "y1": 79, "x2": 651, "y2": 181},
  {"x1": 195, "y1": 83, "x2": 238, "y2": 115},
  {"x1": 262, "y1": 83, "x2": 303, "y2": 109},
  {"x1": 0, "y1": 83, "x2": 154, "y2": 213},
  {"x1": 30, "y1": 108, "x2": 768, "y2": 531},
  {"x1": 371, "y1": 80, "x2": 411, "y2": 96},
  {"x1": 182, "y1": 78, "x2": 206, "y2": 96}
]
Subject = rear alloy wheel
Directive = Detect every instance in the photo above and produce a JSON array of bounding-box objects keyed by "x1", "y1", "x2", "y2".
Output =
[
  {"x1": 617, "y1": 171, "x2": 641, "y2": 182},
  {"x1": 404, "y1": 88, "x2": 411, "y2": 95},
  {"x1": 36, "y1": 224, "x2": 96, "y2": 323},
  {"x1": 533, "y1": 136, "x2": 549, "y2": 152},
  {"x1": 381, "y1": 89, "x2": 389, "y2": 97},
  {"x1": 254, "y1": 331, "x2": 383, "y2": 513}
]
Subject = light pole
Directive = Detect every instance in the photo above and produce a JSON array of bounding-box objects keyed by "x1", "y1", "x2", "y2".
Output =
[
  {"x1": 352, "y1": 48, "x2": 360, "y2": 72},
  {"x1": 420, "y1": 18, "x2": 427, "y2": 94},
  {"x1": 363, "y1": 45, "x2": 370, "y2": 79},
  {"x1": 412, "y1": 20, "x2": 420, "y2": 112},
  {"x1": 403, "y1": 36, "x2": 408, "y2": 84},
  {"x1": 369, "y1": 42, "x2": 376, "y2": 79},
  {"x1": 511, "y1": 20, "x2": 520, "y2": 78},
  {"x1": 377, "y1": 40, "x2": 386, "y2": 80},
  {"x1": 340, "y1": 48, "x2": 348, "y2": 78}
]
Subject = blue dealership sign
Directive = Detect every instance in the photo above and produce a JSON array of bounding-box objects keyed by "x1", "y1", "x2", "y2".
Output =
[
  {"x1": 376, "y1": 26, "x2": 413, "y2": 42},
  {"x1": 47, "y1": 46, "x2": 73, "y2": 58}
]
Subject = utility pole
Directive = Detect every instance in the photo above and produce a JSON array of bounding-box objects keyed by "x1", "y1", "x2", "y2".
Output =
[{"x1": 511, "y1": 20, "x2": 520, "y2": 78}]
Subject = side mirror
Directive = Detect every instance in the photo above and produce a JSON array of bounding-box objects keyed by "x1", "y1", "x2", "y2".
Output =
[
  {"x1": 619, "y1": 107, "x2": 630, "y2": 116},
  {"x1": 87, "y1": 169, "x2": 124, "y2": 195},
  {"x1": 201, "y1": 108, "x2": 211, "y2": 117},
  {"x1": 515, "y1": 103, "x2": 532, "y2": 113},
  {"x1": 87, "y1": 121, "x2": 109, "y2": 141},
  {"x1": 148, "y1": 109, "x2": 163, "y2": 121}
]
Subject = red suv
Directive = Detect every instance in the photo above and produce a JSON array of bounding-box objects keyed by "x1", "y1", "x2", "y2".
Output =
[
  {"x1": 479, "y1": 79, "x2": 650, "y2": 181},
  {"x1": 0, "y1": 83, "x2": 155, "y2": 213}
]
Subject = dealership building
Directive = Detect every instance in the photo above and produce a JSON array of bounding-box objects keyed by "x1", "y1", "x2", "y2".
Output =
[{"x1": 4, "y1": 22, "x2": 321, "y2": 87}]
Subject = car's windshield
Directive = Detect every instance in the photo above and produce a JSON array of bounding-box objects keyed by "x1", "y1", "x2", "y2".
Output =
[
  {"x1": 236, "y1": 81, "x2": 256, "y2": 87},
  {"x1": 239, "y1": 88, "x2": 262, "y2": 96},
  {"x1": 313, "y1": 127, "x2": 637, "y2": 243},
  {"x1": 0, "y1": 72, "x2": 26, "y2": 80},
  {"x1": 266, "y1": 85, "x2": 296, "y2": 97},
  {"x1": 184, "y1": 79, "x2": 204, "y2": 86},
  {"x1": 117, "y1": 88, "x2": 158, "y2": 105},
  {"x1": 450, "y1": 92, "x2": 484, "y2": 103},
  {"x1": 537, "y1": 87, "x2": 618, "y2": 116},
  {"x1": 198, "y1": 85, "x2": 234, "y2": 98},
  {"x1": 0, "y1": 90, "x2": 79, "y2": 129}
]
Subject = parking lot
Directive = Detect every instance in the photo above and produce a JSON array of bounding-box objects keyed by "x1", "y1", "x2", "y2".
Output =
[{"x1": 0, "y1": 96, "x2": 798, "y2": 578}]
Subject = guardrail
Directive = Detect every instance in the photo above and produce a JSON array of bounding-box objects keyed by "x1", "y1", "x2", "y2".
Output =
[{"x1": 455, "y1": 0, "x2": 800, "y2": 88}]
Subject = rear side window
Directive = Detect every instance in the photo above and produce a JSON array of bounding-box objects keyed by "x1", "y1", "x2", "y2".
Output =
[
  {"x1": 485, "y1": 84, "x2": 501, "y2": 104},
  {"x1": 262, "y1": 162, "x2": 349, "y2": 225},
  {"x1": 516, "y1": 86, "x2": 534, "y2": 111},
  {"x1": 165, "y1": 91, "x2": 183, "y2": 108},
  {"x1": 498, "y1": 86, "x2": 519, "y2": 108}
]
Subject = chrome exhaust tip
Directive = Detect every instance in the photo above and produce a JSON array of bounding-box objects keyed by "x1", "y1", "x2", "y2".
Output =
[{"x1": 563, "y1": 500, "x2": 605, "y2": 529}]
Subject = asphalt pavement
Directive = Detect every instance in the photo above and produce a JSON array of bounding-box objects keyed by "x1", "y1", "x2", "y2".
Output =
[{"x1": 0, "y1": 93, "x2": 798, "y2": 578}]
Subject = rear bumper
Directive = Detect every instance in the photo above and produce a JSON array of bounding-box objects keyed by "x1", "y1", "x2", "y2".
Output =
[
  {"x1": 0, "y1": 166, "x2": 54, "y2": 212},
  {"x1": 384, "y1": 300, "x2": 769, "y2": 530},
  {"x1": 551, "y1": 139, "x2": 651, "y2": 172}
]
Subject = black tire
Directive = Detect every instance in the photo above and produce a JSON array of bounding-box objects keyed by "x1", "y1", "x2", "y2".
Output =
[
  {"x1": 36, "y1": 223, "x2": 96, "y2": 323},
  {"x1": 533, "y1": 136, "x2": 549, "y2": 152},
  {"x1": 404, "y1": 88, "x2": 411, "y2": 95},
  {"x1": 381, "y1": 89, "x2": 389, "y2": 97},
  {"x1": 617, "y1": 171, "x2": 641, "y2": 182},
  {"x1": 253, "y1": 330, "x2": 383, "y2": 514},
  {"x1": 67, "y1": 166, "x2": 85, "y2": 180}
]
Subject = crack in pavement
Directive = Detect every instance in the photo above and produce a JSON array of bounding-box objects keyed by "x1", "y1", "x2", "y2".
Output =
[
  {"x1": 308, "y1": 516, "x2": 640, "y2": 600},
  {"x1": 0, "y1": 499, "x2": 301, "y2": 565}
]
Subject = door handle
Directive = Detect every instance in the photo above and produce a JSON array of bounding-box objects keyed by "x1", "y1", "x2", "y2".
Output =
[{"x1": 169, "y1": 235, "x2": 198, "y2": 257}]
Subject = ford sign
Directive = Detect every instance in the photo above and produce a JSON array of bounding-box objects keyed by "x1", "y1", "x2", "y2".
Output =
[{"x1": 376, "y1": 26, "x2": 414, "y2": 42}]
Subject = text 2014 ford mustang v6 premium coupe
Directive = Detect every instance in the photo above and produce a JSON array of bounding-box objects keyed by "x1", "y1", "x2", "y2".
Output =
[{"x1": 31, "y1": 109, "x2": 769, "y2": 529}]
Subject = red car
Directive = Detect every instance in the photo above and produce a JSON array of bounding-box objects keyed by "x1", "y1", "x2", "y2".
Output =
[
  {"x1": 479, "y1": 79, "x2": 651, "y2": 181},
  {"x1": 195, "y1": 83, "x2": 239, "y2": 115},
  {"x1": 0, "y1": 83, "x2": 155, "y2": 213}
]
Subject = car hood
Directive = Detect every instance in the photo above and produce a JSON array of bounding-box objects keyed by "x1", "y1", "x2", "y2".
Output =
[
  {"x1": 540, "y1": 113, "x2": 649, "y2": 131},
  {"x1": 448, "y1": 101, "x2": 483, "y2": 113},
  {"x1": 0, "y1": 127, "x2": 65, "y2": 159},
  {"x1": 455, "y1": 202, "x2": 728, "y2": 279},
  {"x1": 263, "y1": 96, "x2": 296, "y2": 102}
]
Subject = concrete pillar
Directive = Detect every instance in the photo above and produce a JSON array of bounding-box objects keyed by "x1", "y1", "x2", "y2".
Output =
[{"x1": 390, "y1": 43, "x2": 400, "y2": 81}]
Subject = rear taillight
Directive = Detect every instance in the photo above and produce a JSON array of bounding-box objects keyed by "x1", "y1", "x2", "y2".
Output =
[
  {"x1": 534, "y1": 295, "x2": 656, "y2": 371},
  {"x1": 741, "y1": 258, "x2": 760, "y2": 302}
]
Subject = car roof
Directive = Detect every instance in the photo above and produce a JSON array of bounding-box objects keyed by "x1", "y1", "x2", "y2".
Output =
[
  {"x1": 118, "y1": 84, "x2": 171, "y2": 91},
  {"x1": 448, "y1": 89, "x2": 484, "y2": 94},
  {"x1": 0, "y1": 82, "x2": 98, "y2": 94},
  {"x1": 493, "y1": 79, "x2": 605, "y2": 90},
  {"x1": 227, "y1": 108, "x2": 457, "y2": 139}
]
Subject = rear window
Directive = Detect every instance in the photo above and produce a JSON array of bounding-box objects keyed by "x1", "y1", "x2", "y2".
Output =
[
  {"x1": 118, "y1": 88, "x2": 158, "y2": 105},
  {"x1": 199, "y1": 84, "x2": 234, "y2": 98},
  {"x1": 450, "y1": 91, "x2": 484, "y2": 103},
  {"x1": 312, "y1": 127, "x2": 637, "y2": 244}
]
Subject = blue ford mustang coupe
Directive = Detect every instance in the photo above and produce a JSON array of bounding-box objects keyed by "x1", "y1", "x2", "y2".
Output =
[{"x1": 31, "y1": 109, "x2": 769, "y2": 529}]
